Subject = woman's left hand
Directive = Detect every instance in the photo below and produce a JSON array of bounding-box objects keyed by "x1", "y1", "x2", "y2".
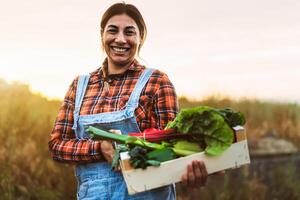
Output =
[{"x1": 181, "y1": 160, "x2": 208, "y2": 189}]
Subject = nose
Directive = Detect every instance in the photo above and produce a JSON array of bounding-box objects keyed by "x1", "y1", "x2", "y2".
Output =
[{"x1": 115, "y1": 32, "x2": 126, "y2": 44}]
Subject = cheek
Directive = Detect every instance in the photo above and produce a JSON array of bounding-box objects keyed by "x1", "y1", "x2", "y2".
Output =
[
  {"x1": 128, "y1": 39, "x2": 140, "y2": 51},
  {"x1": 102, "y1": 35, "x2": 114, "y2": 46}
]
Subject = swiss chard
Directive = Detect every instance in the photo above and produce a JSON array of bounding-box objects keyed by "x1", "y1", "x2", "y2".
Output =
[
  {"x1": 86, "y1": 106, "x2": 246, "y2": 169},
  {"x1": 166, "y1": 106, "x2": 245, "y2": 156}
]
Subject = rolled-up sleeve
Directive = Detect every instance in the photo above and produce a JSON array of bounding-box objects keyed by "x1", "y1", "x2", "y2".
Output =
[{"x1": 48, "y1": 77, "x2": 103, "y2": 163}]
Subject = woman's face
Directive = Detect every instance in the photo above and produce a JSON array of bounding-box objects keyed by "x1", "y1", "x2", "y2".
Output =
[{"x1": 102, "y1": 14, "x2": 141, "y2": 67}]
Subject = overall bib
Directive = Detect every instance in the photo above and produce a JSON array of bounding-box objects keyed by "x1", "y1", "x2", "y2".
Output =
[{"x1": 72, "y1": 68, "x2": 176, "y2": 200}]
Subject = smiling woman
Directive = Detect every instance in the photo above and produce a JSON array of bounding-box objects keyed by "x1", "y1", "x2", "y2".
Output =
[
  {"x1": 102, "y1": 14, "x2": 141, "y2": 73},
  {"x1": 48, "y1": 2, "x2": 208, "y2": 200}
]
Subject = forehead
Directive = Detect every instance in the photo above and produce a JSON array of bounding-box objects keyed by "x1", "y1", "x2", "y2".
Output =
[{"x1": 105, "y1": 14, "x2": 138, "y2": 29}]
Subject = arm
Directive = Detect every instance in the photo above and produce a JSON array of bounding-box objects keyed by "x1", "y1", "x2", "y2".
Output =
[{"x1": 48, "y1": 77, "x2": 103, "y2": 163}]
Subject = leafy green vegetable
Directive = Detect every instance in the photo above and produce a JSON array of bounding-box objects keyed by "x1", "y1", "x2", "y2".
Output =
[
  {"x1": 111, "y1": 144, "x2": 127, "y2": 170},
  {"x1": 128, "y1": 146, "x2": 149, "y2": 169},
  {"x1": 146, "y1": 160, "x2": 161, "y2": 167},
  {"x1": 173, "y1": 140, "x2": 203, "y2": 152},
  {"x1": 87, "y1": 106, "x2": 246, "y2": 169},
  {"x1": 146, "y1": 148, "x2": 176, "y2": 162},
  {"x1": 214, "y1": 107, "x2": 246, "y2": 127},
  {"x1": 86, "y1": 126, "x2": 129, "y2": 142},
  {"x1": 87, "y1": 126, "x2": 163, "y2": 150},
  {"x1": 166, "y1": 106, "x2": 245, "y2": 156}
]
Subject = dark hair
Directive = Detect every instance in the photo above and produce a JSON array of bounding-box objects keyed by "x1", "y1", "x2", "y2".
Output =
[{"x1": 100, "y1": 2, "x2": 147, "y2": 54}]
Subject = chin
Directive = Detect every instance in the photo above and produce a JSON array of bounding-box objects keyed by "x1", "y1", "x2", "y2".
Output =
[{"x1": 110, "y1": 57, "x2": 133, "y2": 67}]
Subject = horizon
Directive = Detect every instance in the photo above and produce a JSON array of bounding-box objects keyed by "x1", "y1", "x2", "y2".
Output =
[
  {"x1": 1, "y1": 0, "x2": 300, "y2": 103},
  {"x1": 1, "y1": 76, "x2": 300, "y2": 105}
]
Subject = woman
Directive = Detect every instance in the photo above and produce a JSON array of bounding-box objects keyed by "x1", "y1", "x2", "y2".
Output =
[{"x1": 49, "y1": 2, "x2": 208, "y2": 200}]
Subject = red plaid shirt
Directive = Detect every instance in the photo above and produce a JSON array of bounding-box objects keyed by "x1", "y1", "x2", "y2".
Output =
[{"x1": 48, "y1": 60, "x2": 178, "y2": 163}]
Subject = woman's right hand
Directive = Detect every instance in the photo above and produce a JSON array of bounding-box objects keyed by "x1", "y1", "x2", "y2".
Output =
[
  {"x1": 100, "y1": 140, "x2": 115, "y2": 164},
  {"x1": 100, "y1": 129, "x2": 122, "y2": 171}
]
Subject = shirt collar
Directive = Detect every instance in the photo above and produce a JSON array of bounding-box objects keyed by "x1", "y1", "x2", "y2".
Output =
[{"x1": 89, "y1": 58, "x2": 144, "y2": 84}]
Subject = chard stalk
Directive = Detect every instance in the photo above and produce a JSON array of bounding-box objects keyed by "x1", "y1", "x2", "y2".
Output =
[
  {"x1": 86, "y1": 126, "x2": 163, "y2": 150},
  {"x1": 172, "y1": 148, "x2": 200, "y2": 156},
  {"x1": 87, "y1": 126, "x2": 200, "y2": 157}
]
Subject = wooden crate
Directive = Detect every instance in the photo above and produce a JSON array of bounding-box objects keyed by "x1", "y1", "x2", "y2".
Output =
[{"x1": 120, "y1": 126, "x2": 250, "y2": 195}]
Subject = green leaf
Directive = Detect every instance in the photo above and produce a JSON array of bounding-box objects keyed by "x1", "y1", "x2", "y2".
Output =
[
  {"x1": 111, "y1": 144, "x2": 128, "y2": 170},
  {"x1": 146, "y1": 160, "x2": 161, "y2": 167},
  {"x1": 125, "y1": 136, "x2": 139, "y2": 144},
  {"x1": 172, "y1": 148, "x2": 200, "y2": 156},
  {"x1": 214, "y1": 107, "x2": 246, "y2": 127},
  {"x1": 173, "y1": 140, "x2": 203, "y2": 152},
  {"x1": 111, "y1": 149, "x2": 120, "y2": 170},
  {"x1": 166, "y1": 106, "x2": 241, "y2": 156},
  {"x1": 146, "y1": 148, "x2": 176, "y2": 162},
  {"x1": 204, "y1": 125, "x2": 234, "y2": 156}
]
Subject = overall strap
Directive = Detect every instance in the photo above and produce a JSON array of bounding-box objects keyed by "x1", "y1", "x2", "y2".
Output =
[
  {"x1": 72, "y1": 75, "x2": 90, "y2": 130},
  {"x1": 126, "y1": 68, "x2": 154, "y2": 114}
]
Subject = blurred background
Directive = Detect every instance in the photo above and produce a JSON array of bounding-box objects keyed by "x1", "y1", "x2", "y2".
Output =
[{"x1": 1, "y1": 0, "x2": 300, "y2": 199}]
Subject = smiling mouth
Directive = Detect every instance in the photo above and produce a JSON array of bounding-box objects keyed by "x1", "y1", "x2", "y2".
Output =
[{"x1": 111, "y1": 46, "x2": 130, "y2": 53}]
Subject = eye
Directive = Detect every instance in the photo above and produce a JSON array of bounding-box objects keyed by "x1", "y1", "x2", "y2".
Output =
[
  {"x1": 107, "y1": 28, "x2": 117, "y2": 33},
  {"x1": 125, "y1": 30, "x2": 136, "y2": 36}
]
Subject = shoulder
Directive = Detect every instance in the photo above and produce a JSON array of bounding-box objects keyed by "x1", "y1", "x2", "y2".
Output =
[
  {"x1": 141, "y1": 67, "x2": 176, "y2": 98},
  {"x1": 72, "y1": 67, "x2": 100, "y2": 87},
  {"x1": 63, "y1": 67, "x2": 99, "y2": 101},
  {"x1": 150, "y1": 68, "x2": 167, "y2": 77},
  {"x1": 68, "y1": 76, "x2": 79, "y2": 91},
  {"x1": 134, "y1": 60, "x2": 171, "y2": 81},
  {"x1": 146, "y1": 68, "x2": 174, "y2": 86},
  {"x1": 67, "y1": 68, "x2": 97, "y2": 92}
]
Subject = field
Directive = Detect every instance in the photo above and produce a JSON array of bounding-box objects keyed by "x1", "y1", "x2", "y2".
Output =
[{"x1": 1, "y1": 79, "x2": 300, "y2": 200}]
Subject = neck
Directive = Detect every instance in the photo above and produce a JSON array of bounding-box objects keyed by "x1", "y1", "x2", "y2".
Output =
[{"x1": 107, "y1": 59, "x2": 134, "y2": 75}]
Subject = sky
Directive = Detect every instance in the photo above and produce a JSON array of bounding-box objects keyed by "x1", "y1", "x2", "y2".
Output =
[{"x1": 1, "y1": 0, "x2": 300, "y2": 103}]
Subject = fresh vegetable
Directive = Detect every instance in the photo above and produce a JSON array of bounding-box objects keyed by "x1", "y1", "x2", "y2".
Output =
[
  {"x1": 166, "y1": 106, "x2": 245, "y2": 156},
  {"x1": 87, "y1": 126, "x2": 197, "y2": 156},
  {"x1": 173, "y1": 140, "x2": 203, "y2": 152},
  {"x1": 86, "y1": 106, "x2": 246, "y2": 169},
  {"x1": 111, "y1": 144, "x2": 127, "y2": 170},
  {"x1": 87, "y1": 126, "x2": 163, "y2": 150},
  {"x1": 129, "y1": 146, "x2": 176, "y2": 169},
  {"x1": 128, "y1": 129, "x2": 193, "y2": 142},
  {"x1": 214, "y1": 107, "x2": 246, "y2": 127},
  {"x1": 146, "y1": 148, "x2": 176, "y2": 162},
  {"x1": 128, "y1": 146, "x2": 149, "y2": 169}
]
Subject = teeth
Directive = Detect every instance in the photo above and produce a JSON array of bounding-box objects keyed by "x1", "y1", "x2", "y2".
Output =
[{"x1": 112, "y1": 47, "x2": 128, "y2": 52}]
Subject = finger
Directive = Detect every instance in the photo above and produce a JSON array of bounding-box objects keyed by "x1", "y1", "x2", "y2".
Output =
[
  {"x1": 102, "y1": 140, "x2": 112, "y2": 146},
  {"x1": 114, "y1": 166, "x2": 121, "y2": 172},
  {"x1": 198, "y1": 161, "x2": 208, "y2": 186},
  {"x1": 100, "y1": 140, "x2": 109, "y2": 150},
  {"x1": 181, "y1": 173, "x2": 188, "y2": 186},
  {"x1": 187, "y1": 164, "x2": 195, "y2": 186},
  {"x1": 104, "y1": 151, "x2": 114, "y2": 164},
  {"x1": 192, "y1": 161, "x2": 202, "y2": 187},
  {"x1": 101, "y1": 141, "x2": 113, "y2": 151},
  {"x1": 100, "y1": 141, "x2": 114, "y2": 163},
  {"x1": 109, "y1": 129, "x2": 122, "y2": 135}
]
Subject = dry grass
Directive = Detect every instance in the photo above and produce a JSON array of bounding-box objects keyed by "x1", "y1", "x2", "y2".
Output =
[{"x1": 1, "y1": 79, "x2": 300, "y2": 199}]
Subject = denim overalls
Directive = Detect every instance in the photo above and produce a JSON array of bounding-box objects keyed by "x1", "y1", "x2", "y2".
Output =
[{"x1": 72, "y1": 68, "x2": 176, "y2": 200}]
